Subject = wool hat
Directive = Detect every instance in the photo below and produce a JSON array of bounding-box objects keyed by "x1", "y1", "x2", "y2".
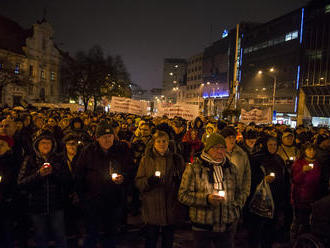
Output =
[
  {"x1": 204, "y1": 133, "x2": 226, "y2": 152},
  {"x1": 95, "y1": 122, "x2": 114, "y2": 138},
  {"x1": 0, "y1": 135, "x2": 14, "y2": 147}
]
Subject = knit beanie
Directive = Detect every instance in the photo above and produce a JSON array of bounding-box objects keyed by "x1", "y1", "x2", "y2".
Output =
[{"x1": 204, "y1": 133, "x2": 226, "y2": 152}]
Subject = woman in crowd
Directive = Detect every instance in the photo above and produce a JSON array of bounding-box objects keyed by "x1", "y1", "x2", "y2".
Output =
[
  {"x1": 135, "y1": 130, "x2": 185, "y2": 248},
  {"x1": 248, "y1": 135, "x2": 290, "y2": 248},
  {"x1": 290, "y1": 142, "x2": 321, "y2": 242}
]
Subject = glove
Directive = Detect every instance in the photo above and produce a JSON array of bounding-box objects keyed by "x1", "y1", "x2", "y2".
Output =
[{"x1": 148, "y1": 175, "x2": 161, "y2": 187}]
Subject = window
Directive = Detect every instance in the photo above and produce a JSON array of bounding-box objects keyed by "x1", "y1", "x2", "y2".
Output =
[
  {"x1": 50, "y1": 72, "x2": 56, "y2": 81},
  {"x1": 41, "y1": 70, "x2": 45, "y2": 80},
  {"x1": 14, "y1": 64, "x2": 20, "y2": 74}
]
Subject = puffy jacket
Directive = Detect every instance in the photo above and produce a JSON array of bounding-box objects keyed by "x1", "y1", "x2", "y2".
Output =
[{"x1": 17, "y1": 131, "x2": 72, "y2": 215}]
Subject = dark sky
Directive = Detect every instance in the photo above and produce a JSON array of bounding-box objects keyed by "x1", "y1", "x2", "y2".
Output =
[{"x1": 1, "y1": 0, "x2": 306, "y2": 90}]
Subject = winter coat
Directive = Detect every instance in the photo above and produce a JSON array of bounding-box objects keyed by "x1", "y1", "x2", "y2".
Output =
[
  {"x1": 135, "y1": 147, "x2": 185, "y2": 226},
  {"x1": 226, "y1": 145, "x2": 251, "y2": 206},
  {"x1": 178, "y1": 155, "x2": 244, "y2": 232},
  {"x1": 76, "y1": 141, "x2": 133, "y2": 207},
  {"x1": 291, "y1": 158, "x2": 321, "y2": 209},
  {"x1": 17, "y1": 152, "x2": 72, "y2": 215},
  {"x1": 249, "y1": 151, "x2": 290, "y2": 211},
  {"x1": 0, "y1": 150, "x2": 20, "y2": 210}
]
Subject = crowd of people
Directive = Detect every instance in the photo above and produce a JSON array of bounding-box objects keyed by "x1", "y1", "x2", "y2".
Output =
[{"x1": 0, "y1": 107, "x2": 329, "y2": 248}]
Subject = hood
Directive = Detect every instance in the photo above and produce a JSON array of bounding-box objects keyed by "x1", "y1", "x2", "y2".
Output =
[{"x1": 32, "y1": 129, "x2": 57, "y2": 158}]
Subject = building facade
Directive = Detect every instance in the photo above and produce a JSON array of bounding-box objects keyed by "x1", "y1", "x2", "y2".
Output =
[
  {"x1": 184, "y1": 53, "x2": 203, "y2": 108},
  {"x1": 0, "y1": 16, "x2": 61, "y2": 106},
  {"x1": 162, "y1": 58, "x2": 187, "y2": 103},
  {"x1": 298, "y1": 0, "x2": 330, "y2": 126},
  {"x1": 239, "y1": 10, "x2": 302, "y2": 125}
]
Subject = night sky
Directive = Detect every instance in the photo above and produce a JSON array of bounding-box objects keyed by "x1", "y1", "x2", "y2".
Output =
[{"x1": 1, "y1": 0, "x2": 306, "y2": 90}]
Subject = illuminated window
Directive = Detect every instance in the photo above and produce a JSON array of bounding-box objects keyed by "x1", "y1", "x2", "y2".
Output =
[
  {"x1": 41, "y1": 70, "x2": 45, "y2": 80},
  {"x1": 14, "y1": 64, "x2": 20, "y2": 74},
  {"x1": 51, "y1": 72, "x2": 56, "y2": 81}
]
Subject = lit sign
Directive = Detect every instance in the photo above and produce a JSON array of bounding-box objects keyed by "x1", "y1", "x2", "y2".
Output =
[{"x1": 222, "y1": 29, "x2": 228, "y2": 38}]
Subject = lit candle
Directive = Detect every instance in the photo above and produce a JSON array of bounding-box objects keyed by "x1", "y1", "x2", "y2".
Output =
[
  {"x1": 0, "y1": 176, "x2": 2, "y2": 182},
  {"x1": 270, "y1": 172, "x2": 275, "y2": 177},
  {"x1": 112, "y1": 173, "x2": 118, "y2": 179},
  {"x1": 290, "y1": 157, "x2": 294, "y2": 161},
  {"x1": 155, "y1": 171, "x2": 161, "y2": 177},
  {"x1": 218, "y1": 190, "x2": 225, "y2": 198},
  {"x1": 309, "y1": 163, "x2": 314, "y2": 169},
  {"x1": 43, "y1": 163, "x2": 51, "y2": 168}
]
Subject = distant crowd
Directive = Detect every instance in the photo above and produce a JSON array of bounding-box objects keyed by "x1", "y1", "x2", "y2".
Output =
[{"x1": 0, "y1": 107, "x2": 329, "y2": 248}]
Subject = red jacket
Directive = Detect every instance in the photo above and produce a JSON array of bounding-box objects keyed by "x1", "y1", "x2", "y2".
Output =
[{"x1": 291, "y1": 158, "x2": 321, "y2": 208}]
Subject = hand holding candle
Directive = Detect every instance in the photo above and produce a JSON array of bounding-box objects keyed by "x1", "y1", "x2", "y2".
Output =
[
  {"x1": 111, "y1": 173, "x2": 124, "y2": 184},
  {"x1": 309, "y1": 163, "x2": 314, "y2": 169},
  {"x1": 265, "y1": 173, "x2": 275, "y2": 183},
  {"x1": 218, "y1": 190, "x2": 225, "y2": 198},
  {"x1": 40, "y1": 163, "x2": 52, "y2": 176}
]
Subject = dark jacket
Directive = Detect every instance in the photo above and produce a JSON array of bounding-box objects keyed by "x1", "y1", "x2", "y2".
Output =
[
  {"x1": 0, "y1": 150, "x2": 20, "y2": 210},
  {"x1": 17, "y1": 132, "x2": 72, "y2": 214},
  {"x1": 135, "y1": 146, "x2": 185, "y2": 226},
  {"x1": 250, "y1": 151, "x2": 290, "y2": 210},
  {"x1": 76, "y1": 140, "x2": 132, "y2": 206}
]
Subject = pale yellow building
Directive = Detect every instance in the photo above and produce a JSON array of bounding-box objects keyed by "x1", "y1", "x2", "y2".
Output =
[{"x1": 0, "y1": 16, "x2": 61, "y2": 106}]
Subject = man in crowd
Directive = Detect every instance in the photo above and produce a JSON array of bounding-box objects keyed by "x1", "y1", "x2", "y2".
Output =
[
  {"x1": 179, "y1": 133, "x2": 244, "y2": 248},
  {"x1": 76, "y1": 122, "x2": 132, "y2": 248}
]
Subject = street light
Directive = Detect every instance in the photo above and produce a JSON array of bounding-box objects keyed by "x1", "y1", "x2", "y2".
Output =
[{"x1": 258, "y1": 68, "x2": 277, "y2": 119}]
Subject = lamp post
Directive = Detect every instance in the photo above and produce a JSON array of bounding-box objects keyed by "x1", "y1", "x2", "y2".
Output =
[
  {"x1": 198, "y1": 83, "x2": 204, "y2": 114},
  {"x1": 258, "y1": 68, "x2": 277, "y2": 119}
]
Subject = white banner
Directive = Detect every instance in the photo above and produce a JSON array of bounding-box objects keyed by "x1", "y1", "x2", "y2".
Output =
[
  {"x1": 240, "y1": 108, "x2": 272, "y2": 124},
  {"x1": 110, "y1": 96, "x2": 148, "y2": 116},
  {"x1": 156, "y1": 103, "x2": 199, "y2": 120}
]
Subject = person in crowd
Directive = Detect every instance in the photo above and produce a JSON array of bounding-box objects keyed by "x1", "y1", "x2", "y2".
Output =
[
  {"x1": 171, "y1": 118, "x2": 186, "y2": 156},
  {"x1": 290, "y1": 142, "x2": 321, "y2": 242},
  {"x1": 221, "y1": 127, "x2": 251, "y2": 233},
  {"x1": 76, "y1": 122, "x2": 132, "y2": 248},
  {"x1": 65, "y1": 117, "x2": 93, "y2": 146},
  {"x1": 17, "y1": 129, "x2": 72, "y2": 248},
  {"x1": 315, "y1": 134, "x2": 330, "y2": 196},
  {"x1": 135, "y1": 130, "x2": 185, "y2": 248},
  {"x1": 277, "y1": 129, "x2": 298, "y2": 175},
  {"x1": 192, "y1": 117, "x2": 204, "y2": 139},
  {"x1": 59, "y1": 133, "x2": 83, "y2": 245},
  {"x1": 0, "y1": 135, "x2": 18, "y2": 248},
  {"x1": 178, "y1": 133, "x2": 244, "y2": 248},
  {"x1": 118, "y1": 121, "x2": 133, "y2": 142},
  {"x1": 182, "y1": 128, "x2": 203, "y2": 163},
  {"x1": 239, "y1": 129, "x2": 258, "y2": 157},
  {"x1": 201, "y1": 122, "x2": 216, "y2": 145},
  {"x1": 248, "y1": 135, "x2": 290, "y2": 248}
]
